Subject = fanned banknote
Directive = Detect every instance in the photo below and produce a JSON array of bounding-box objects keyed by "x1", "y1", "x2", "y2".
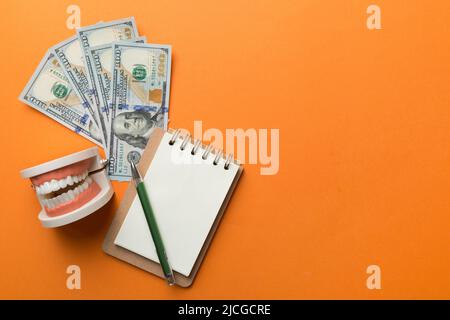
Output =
[
  {"x1": 52, "y1": 35, "x2": 105, "y2": 146},
  {"x1": 77, "y1": 17, "x2": 139, "y2": 149},
  {"x1": 108, "y1": 43, "x2": 172, "y2": 180},
  {"x1": 19, "y1": 50, "x2": 103, "y2": 146},
  {"x1": 88, "y1": 36, "x2": 147, "y2": 150}
]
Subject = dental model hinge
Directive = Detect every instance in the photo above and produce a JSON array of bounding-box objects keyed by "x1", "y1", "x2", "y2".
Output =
[{"x1": 88, "y1": 159, "x2": 109, "y2": 175}]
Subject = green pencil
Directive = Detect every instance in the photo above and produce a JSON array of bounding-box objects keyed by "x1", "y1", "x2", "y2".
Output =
[{"x1": 129, "y1": 160, "x2": 175, "y2": 286}]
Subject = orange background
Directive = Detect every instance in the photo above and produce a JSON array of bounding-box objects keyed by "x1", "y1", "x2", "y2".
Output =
[{"x1": 0, "y1": 0, "x2": 449, "y2": 299}]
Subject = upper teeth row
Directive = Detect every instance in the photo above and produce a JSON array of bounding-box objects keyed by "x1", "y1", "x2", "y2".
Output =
[
  {"x1": 41, "y1": 176, "x2": 93, "y2": 209},
  {"x1": 35, "y1": 171, "x2": 88, "y2": 195}
]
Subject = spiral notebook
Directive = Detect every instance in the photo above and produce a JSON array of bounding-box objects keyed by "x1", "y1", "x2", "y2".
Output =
[{"x1": 103, "y1": 128, "x2": 243, "y2": 287}]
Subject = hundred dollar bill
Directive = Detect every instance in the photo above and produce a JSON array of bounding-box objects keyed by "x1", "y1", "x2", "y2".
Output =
[
  {"x1": 77, "y1": 18, "x2": 139, "y2": 148},
  {"x1": 108, "y1": 43, "x2": 172, "y2": 180},
  {"x1": 52, "y1": 35, "x2": 107, "y2": 147},
  {"x1": 88, "y1": 36, "x2": 147, "y2": 147},
  {"x1": 19, "y1": 50, "x2": 103, "y2": 146}
]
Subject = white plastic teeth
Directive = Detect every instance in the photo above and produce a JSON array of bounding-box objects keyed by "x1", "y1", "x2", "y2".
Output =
[
  {"x1": 35, "y1": 171, "x2": 88, "y2": 195},
  {"x1": 40, "y1": 176, "x2": 93, "y2": 209}
]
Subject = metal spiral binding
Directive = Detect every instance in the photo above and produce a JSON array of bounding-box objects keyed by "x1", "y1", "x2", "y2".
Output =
[
  {"x1": 202, "y1": 145, "x2": 213, "y2": 160},
  {"x1": 168, "y1": 129, "x2": 181, "y2": 145},
  {"x1": 169, "y1": 130, "x2": 235, "y2": 169},
  {"x1": 180, "y1": 134, "x2": 191, "y2": 150},
  {"x1": 191, "y1": 140, "x2": 202, "y2": 155},
  {"x1": 224, "y1": 154, "x2": 233, "y2": 170},
  {"x1": 213, "y1": 150, "x2": 222, "y2": 165}
]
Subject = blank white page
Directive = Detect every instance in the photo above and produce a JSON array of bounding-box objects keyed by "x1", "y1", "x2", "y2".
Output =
[{"x1": 114, "y1": 132, "x2": 239, "y2": 276}]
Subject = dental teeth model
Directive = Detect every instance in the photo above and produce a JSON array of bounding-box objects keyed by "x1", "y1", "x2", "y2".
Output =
[
  {"x1": 21, "y1": 147, "x2": 114, "y2": 228},
  {"x1": 37, "y1": 174, "x2": 96, "y2": 212}
]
